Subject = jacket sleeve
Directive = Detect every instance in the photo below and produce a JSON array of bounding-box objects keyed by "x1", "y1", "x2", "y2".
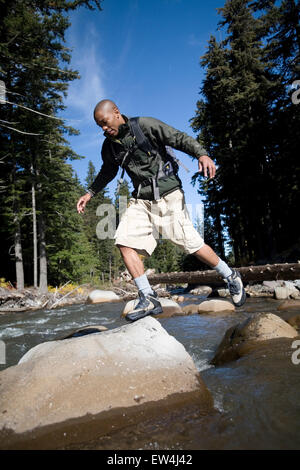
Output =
[
  {"x1": 88, "y1": 139, "x2": 119, "y2": 196},
  {"x1": 139, "y1": 117, "x2": 208, "y2": 159}
]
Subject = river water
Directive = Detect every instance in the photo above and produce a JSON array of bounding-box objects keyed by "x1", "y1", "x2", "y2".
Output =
[{"x1": 0, "y1": 296, "x2": 300, "y2": 450}]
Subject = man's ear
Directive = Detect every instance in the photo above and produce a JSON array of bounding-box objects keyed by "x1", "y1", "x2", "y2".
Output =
[{"x1": 113, "y1": 106, "x2": 121, "y2": 118}]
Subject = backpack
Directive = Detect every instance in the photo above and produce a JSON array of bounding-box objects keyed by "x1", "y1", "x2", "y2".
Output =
[{"x1": 116, "y1": 117, "x2": 189, "y2": 198}]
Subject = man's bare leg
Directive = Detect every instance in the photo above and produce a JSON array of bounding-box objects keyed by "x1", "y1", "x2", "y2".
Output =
[
  {"x1": 117, "y1": 244, "x2": 162, "y2": 321},
  {"x1": 192, "y1": 243, "x2": 220, "y2": 268},
  {"x1": 192, "y1": 243, "x2": 246, "y2": 307},
  {"x1": 117, "y1": 245, "x2": 145, "y2": 278},
  {"x1": 192, "y1": 243, "x2": 232, "y2": 277}
]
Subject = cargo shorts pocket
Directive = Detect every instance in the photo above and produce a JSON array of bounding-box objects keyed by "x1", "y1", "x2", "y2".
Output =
[{"x1": 177, "y1": 220, "x2": 204, "y2": 253}]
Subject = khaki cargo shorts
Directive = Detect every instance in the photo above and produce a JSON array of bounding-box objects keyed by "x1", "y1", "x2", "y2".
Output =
[{"x1": 114, "y1": 188, "x2": 204, "y2": 257}]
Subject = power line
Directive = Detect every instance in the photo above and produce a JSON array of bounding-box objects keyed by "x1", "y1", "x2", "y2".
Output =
[
  {"x1": 0, "y1": 123, "x2": 41, "y2": 135},
  {"x1": 2, "y1": 99, "x2": 63, "y2": 121}
]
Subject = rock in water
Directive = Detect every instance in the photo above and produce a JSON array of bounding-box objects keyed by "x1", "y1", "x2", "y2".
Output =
[
  {"x1": 182, "y1": 304, "x2": 200, "y2": 315},
  {"x1": 277, "y1": 299, "x2": 300, "y2": 310},
  {"x1": 0, "y1": 317, "x2": 211, "y2": 446},
  {"x1": 87, "y1": 290, "x2": 120, "y2": 304},
  {"x1": 275, "y1": 287, "x2": 292, "y2": 300},
  {"x1": 189, "y1": 286, "x2": 212, "y2": 296},
  {"x1": 122, "y1": 297, "x2": 183, "y2": 318},
  {"x1": 198, "y1": 299, "x2": 235, "y2": 314},
  {"x1": 211, "y1": 312, "x2": 298, "y2": 365}
]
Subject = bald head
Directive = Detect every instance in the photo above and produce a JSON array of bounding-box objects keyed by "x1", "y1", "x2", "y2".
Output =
[
  {"x1": 94, "y1": 99, "x2": 125, "y2": 137},
  {"x1": 94, "y1": 99, "x2": 118, "y2": 118}
]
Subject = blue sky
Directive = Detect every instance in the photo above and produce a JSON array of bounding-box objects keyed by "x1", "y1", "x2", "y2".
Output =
[{"x1": 60, "y1": 0, "x2": 225, "y2": 222}]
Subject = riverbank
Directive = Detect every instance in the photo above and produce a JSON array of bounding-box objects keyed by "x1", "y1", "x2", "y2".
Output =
[{"x1": 1, "y1": 277, "x2": 300, "y2": 314}]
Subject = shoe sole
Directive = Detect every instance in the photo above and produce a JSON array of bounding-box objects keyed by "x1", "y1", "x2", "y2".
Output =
[
  {"x1": 228, "y1": 270, "x2": 247, "y2": 307},
  {"x1": 231, "y1": 271, "x2": 246, "y2": 307},
  {"x1": 125, "y1": 305, "x2": 163, "y2": 322},
  {"x1": 232, "y1": 288, "x2": 246, "y2": 307}
]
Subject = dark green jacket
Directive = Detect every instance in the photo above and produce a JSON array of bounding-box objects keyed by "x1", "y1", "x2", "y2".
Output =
[{"x1": 88, "y1": 115, "x2": 208, "y2": 200}]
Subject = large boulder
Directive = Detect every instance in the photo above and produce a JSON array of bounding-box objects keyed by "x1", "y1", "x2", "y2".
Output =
[
  {"x1": 211, "y1": 312, "x2": 298, "y2": 366},
  {"x1": 198, "y1": 299, "x2": 235, "y2": 314},
  {"x1": 0, "y1": 317, "x2": 211, "y2": 448},
  {"x1": 122, "y1": 297, "x2": 183, "y2": 318},
  {"x1": 87, "y1": 290, "x2": 120, "y2": 304}
]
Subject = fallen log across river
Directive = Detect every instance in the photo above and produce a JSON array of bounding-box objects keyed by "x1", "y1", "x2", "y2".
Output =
[{"x1": 147, "y1": 263, "x2": 300, "y2": 286}]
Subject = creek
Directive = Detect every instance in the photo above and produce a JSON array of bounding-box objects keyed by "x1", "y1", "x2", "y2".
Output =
[{"x1": 0, "y1": 296, "x2": 299, "y2": 449}]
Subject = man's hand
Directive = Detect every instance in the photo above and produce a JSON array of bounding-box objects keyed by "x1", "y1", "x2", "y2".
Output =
[
  {"x1": 77, "y1": 193, "x2": 92, "y2": 214},
  {"x1": 198, "y1": 155, "x2": 216, "y2": 179}
]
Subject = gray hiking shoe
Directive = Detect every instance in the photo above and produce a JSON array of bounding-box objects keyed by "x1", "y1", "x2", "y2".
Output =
[
  {"x1": 224, "y1": 269, "x2": 246, "y2": 307},
  {"x1": 125, "y1": 290, "x2": 163, "y2": 322}
]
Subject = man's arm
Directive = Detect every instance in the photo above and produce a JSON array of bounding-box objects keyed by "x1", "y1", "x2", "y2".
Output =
[
  {"x1": 87, "y1": 140, "x2": 119, "y2": 196},
  {"x1": 139, "y1": 116, "x2": 216, "y2": 178},
  {"x1": 77, "y1": 140, "x2": 119, "y2": 214}
]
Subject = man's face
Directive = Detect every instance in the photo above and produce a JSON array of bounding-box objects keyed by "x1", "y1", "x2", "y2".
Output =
[{"x1": 94, "y1": 107, "x2": 122, "y2": 137}]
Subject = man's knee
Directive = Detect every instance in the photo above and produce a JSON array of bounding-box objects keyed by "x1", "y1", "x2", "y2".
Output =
[{"x1": 116, "y1": 244, "x2": 135, "y2": 254}]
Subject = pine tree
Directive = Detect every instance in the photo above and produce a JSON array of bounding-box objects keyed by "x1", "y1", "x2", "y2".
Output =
[
  {"x1": 0, "y1": 0, "x2": 103, "y2": 288},
  {"x1": 191, "y1": 0, "x2": 295, "y2": 265}
]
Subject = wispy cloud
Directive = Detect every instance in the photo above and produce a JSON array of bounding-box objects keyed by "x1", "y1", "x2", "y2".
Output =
[
  {"x1": 64, "y1": 24, "x2": 106, "y2": 121},
  {"x1": 187, "y1": 33, "x2": 204, "y2": 48}
]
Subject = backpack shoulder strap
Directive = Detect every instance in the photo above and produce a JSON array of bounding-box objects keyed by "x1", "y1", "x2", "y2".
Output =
[{"x1": 128, "y1": 117, "x2": 153, "y2": 155}]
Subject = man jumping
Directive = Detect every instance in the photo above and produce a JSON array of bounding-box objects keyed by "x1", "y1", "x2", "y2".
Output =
[{"x1": 77, "y1": 99, "x2": 246, "y2": 321}]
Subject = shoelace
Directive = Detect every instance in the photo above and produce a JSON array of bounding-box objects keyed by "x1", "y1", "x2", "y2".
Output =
[
  {"x1": 134, "y1": 292, "x2": 147, "y2": 309},
  {"x1": 227, "y1": 278, "x2": 240, "y2": 295}
]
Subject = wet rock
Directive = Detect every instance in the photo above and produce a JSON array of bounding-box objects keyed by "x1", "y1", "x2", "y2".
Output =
[
  {"x1": 290, "y1": 290, "x2": 300, "y2": 299},
  {"x1": 189, "y1": 286, "x2": 212, "y2": 296},
  {"x1": 154, "y1": 288, "x2": 171, "y2": 298},
  {"x1": 274, "y1": 285, "x2": 298, "y2": 300},
  {"x1": 182, "y1": 304, "x2": 200, "y2": 315},
  {"x1": 122, "y1": 297, "x2": 183, "y2": 319},
  {"x1": 275, "y1": 287, "x2": 290, "y2": 300},
  {"x1": 245, "y1": 284, "x2": 273, "y2": 297},
  {"x1": 286, "y1": 314, "x2": 300, "y2": 331},
  {"x1": 87, "y1": 290, "x2": 120, "y2": 304},
  {"x1": 277, "y1": 299, "x2": 300, "y2": 311},
  {"x1": 198, "y1": 299, "x2": 235, "y2": 314},
  {"x1": 59, "y1": 325, "x2": 108, "y2": 340},
  {"x1": 293, "y1": 280, "x2": 300, "y2": 289},
  {"x1": 216, "y1": 288, "x2": 230, "y2": 298},
  {"x1": 263, "y1": 280, "x2": 283, "y2": 290},
  {"x1": 177, "y1": 296, "x2": 185, "y2": 303},
  {"x1": 0, "y1": 317, "x2": 211, "y2": 441},
  {"x1": 211, "y1": 312, "x2": 298, "y2": 365}
]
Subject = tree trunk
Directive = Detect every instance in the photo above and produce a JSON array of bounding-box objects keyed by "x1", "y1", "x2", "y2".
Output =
[
  {"x1": 38, "y1": 213, "x2": 48, "y2": 294},
  {"x1": 147, "y1": 263, "x2": 300, "y2": 286},
  {"x1": 14, "y1": 216, "x2": 24, "y2": 290},
  {"x1": 31, "y1": 164, "x2": 38, "y2": 288}
]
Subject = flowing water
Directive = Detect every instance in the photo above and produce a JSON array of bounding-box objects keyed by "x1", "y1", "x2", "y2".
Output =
[{"x1": 0, "y1": 296, "x2": 300, "y2": 450}]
